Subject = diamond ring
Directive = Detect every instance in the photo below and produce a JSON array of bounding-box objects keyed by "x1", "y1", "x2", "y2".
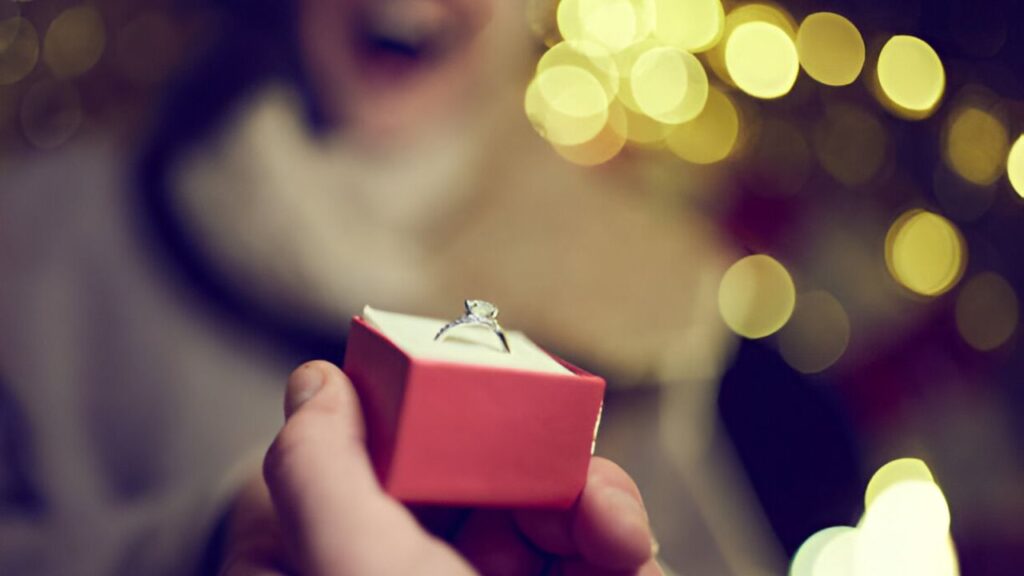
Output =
[{"x1": 434, "y1": 300, "x2": 511, "y2": 353}]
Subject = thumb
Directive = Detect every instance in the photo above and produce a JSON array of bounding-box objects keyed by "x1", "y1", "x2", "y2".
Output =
[{"x1": 263, "y1": 361, "x2": 473, "y2": 576}]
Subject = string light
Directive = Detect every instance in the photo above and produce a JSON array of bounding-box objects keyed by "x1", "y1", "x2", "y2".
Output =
[
  {"x1": 778, "y1": 291, "x2": 850, "y2": 374},
  {"x1": 1008, "y1": 135, "x2": 1024, "y2": 197},
  {"x1": 955, "y1": 272, "x2": 1018, "y2": 351},
  {"x1": 0, "y1": 18, "x2": 38, "y2": 86},
  {"x1": 718, "y1": 254, "x2": 796, "y2": 339},
  {"x1": 44, "y1": 5, "x2": 106, "y2": 78},
  {"x1": 944, "y1": 106, "x2": 1009, "y2": 186},
  {"x1": 796, "y1": 12, "x2": 865, "y2": 87},
  {"x1": 885, "y1": 210, "x2": 965, "y2": 297},
  {"x1": 876, "y1": 35, "x2": 945, "y2": 117},
  {"x1": 652, "y1": 0, "x2": 724, "y2": 52},
  {"x1": 725, "y1": 21, "x2": 800, "y2": 99},
  {"x1": 665, "y1": 87, "x2": 739, "y2": 164}
]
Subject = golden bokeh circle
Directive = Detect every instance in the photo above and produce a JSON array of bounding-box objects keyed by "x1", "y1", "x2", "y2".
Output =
[
  {"x1": 956, "y1": 272, "x2": 1018, "y2": 351},
  {"x1": 877, "y1": 35, "x2": 945, "y2": 114},
  {"x1": 778, "y1": 290, "x2": 850, "y2": 374},
  {"x1": 884, "y1": 210, "x2": 966, "y2": 297},
  {"x1": 796, "y1": 12, "x2": 865, "y2": 87},
  {"x1": 718, "y1": 254, "x2": 796, "y2": 339},
  {"x1": 665, "y1": 87, "x2": 739, "y2": 164},
  {"x1": 944, "y1": 106, "x2": 1009, "y2": 186},
  {"x1": 0, "y1": 18, "x2": 39, "y2": 86},
  {"x1": 44, "y1": 5, "x2": 106, "y2": 78},
  {"x1": 1008, "y1": 134, "x2": 1024, "y2": 198},
  {"x1": 652, "y1": 0, "x2": 725, "y2": 52},
  {"x1": 724, "y1": 21, "x2": 799, "y2": 99}
]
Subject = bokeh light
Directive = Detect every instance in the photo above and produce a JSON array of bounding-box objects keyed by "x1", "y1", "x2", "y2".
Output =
[
  {"x1": 621, "y1": 105, "x2": 670, "y2": 146},
  {"x1": 864, "y1": 458, "x2": 935, "y2": 509},
  {"x1": 0, "y1": 18, "x2": 39, "y2": 86},
  {"x1": 955, "y1": 272, "x2": 1018, "y2": 351},
  {"x1": 44, "y1": 5, "x2": 106, "y2": 78},
  {"x1": 750, "y1": 117, "x2": 812, "y2": 195},
  {"x1": 1008, "y1": 135, "x2": 1024, "y2": 197},
  {"x1": 944, "y1": 106, "x2": 1009, "y2": 186},
  {"x1": 876, "y1": 35, "x2": 945, "y2": 116},
  {"x1": 778, "y1": 290, "x2": 851, "y2": 374},
  {"x1": 885, "y1": 210, "x2": 965, "y2": 297},
  {"x1": 858, "y1": 482, "x2": 957, "y2": 576},
  {"x1": 706, "y1": 2, "x2": 798, "y2": 85},
  {"x1": 557, "y1": 0, "x2": 654, "y2": 53},
  {"x1": 790, "y1": 458, "x2": 959, "y2": 576},
  {"x1": 796, "y1": 12, "x2": 865, "y2": 87},
  {"x1": 652, "y1": 0, "x2": 724, "y2": 52},
  {"x1": 0, "y1": 2, "x2": 20, "y2": 50},
  {"x1": 725, "y1": 21, "x2": 799, "y2": 99},
  {"x1": 665, "y1": 87, "x2": 739, "y2": 164},
  {"x1": 525, "y1": 65, "x2": 610, "y2": 146},
  {"x1": 114, "y1": 11, "x2": 181, "y2": 86},
  {"x1": 718, "y1": 254, "x2": 796, "y2": 339},
  {"x1": 552, "y1": 101, "x2": 628, "y2": 165},
  {"x1": 537, "y1": 41, "x2": 620, "y2": 103},
  {"x1": 814, "y1": 103, "x2": 888, "y2": 187},
  {"x1": 790, "y1": 526, "x2": 856, "y2": 576},
  {"x1": 631, "y1": 46, "x2": 708, "y2": 124}
]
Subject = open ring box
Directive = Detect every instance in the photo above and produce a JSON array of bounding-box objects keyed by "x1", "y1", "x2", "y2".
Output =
[{"x1": 343, "y1": 306, "x2": 606, "y2": 509}]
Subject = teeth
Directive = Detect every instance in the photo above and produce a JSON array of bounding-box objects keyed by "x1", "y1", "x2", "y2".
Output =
[{"x1": 365, "y1": 0, "x2": 449, "y2": 51}]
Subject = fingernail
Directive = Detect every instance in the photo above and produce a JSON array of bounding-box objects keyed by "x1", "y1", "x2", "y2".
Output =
[
  {"x1": 285, "y1": 364, "x2": 325, "y2": 418},
  {"x1": 651, "y1": 534, "x2": 660, "y2": 557}
]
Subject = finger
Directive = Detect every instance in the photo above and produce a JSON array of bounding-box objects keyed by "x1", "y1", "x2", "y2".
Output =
[
  {"x1": 453, "y1": 511, "x2": 548, "y2": 576},
  {"x1": 573, "y1": 457, "x2": 655, "y2": 569},
  {"x1": 515, "y1": 458, "x2": 655, "y2": 568},
  {"x1": 263, "y1": 361, "x2": 473, "y2": 576}
]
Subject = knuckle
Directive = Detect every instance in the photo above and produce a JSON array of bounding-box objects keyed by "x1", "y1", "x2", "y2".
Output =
[{"x1": 262, "y1": 417, "x2": 316, "y2": 487}]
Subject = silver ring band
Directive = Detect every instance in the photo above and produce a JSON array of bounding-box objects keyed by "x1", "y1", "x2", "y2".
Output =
[{"x1": 434, "y1": 300, "x2": 511, "y2": 353}]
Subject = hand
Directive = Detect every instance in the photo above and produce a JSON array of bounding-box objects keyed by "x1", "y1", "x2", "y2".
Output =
[{"x1": 219, "y1": 361, "x2": 662, "y2": 576}]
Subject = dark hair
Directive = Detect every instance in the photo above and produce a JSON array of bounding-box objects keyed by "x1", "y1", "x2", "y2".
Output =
[{"x1": 134, "y1": 2, "x2": 344, "y2": 364}]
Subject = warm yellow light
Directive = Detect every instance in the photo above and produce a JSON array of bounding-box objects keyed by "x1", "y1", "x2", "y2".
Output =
[
  {"x1": 524, "y1": 66, "x2": 610, "y2": 146},
  {"x1": 652, "y1": 0, "x2": 724, "y2": 52},
  {"x1": 956, "y1": 272, "x2": 1018, "y2": 351},
  {"x1": 944, "y1": 106, "x2": 1009, "y2": 186},
  {"x1": 718, "y1": 254, "x2": 796, "y2": 339},
  {"x1": 552, "y1": 101, "x2": 628, "y2": 165},
  {"x1": 630, "y1": 46, "x2": 708, "y2": 124},
  {"x1": 885, "y1": 210, "x2": 965, "y2": 297},
  {"x1": 790, "y1": 526, "x2": 855, "y2": 576},
  {"x1": 620, "y1": 105, "x2": 669, "y2": 146},
  {"x1": 864, "y1": 458, "x2": 935, "y2": 509},
  {"x1": 858, "y1": 482, "x2": 956, "y2": 576},
  {"x1": 537, "y1": 40, "x2": 621, "y2": 102},
  {"x1": 706, "y1": 2, "x2": 798, "y2": 85},
  {"x1": 725, "y1": 21, "x2": 799, "y2": 99},
  {"x1": 0, "y1": 17, "x2": 38, "y2": 85},
  {"x1": 44, "y1": 5, "x2": 105, "y2": 78},
  {"x1": 812, "y1": 527, "x2": 859, "y2": 576},
  {"x1": 796, "y1": 12, "x2": 864, "y2": 87},
  {"x1": 877, "y1": 36, "x2": 945, "y2": 115},
  {"x1": 814, "y1": 103, "x2": 888, "y2": 187},
  {"x1": 558, "y1": 0, "x2": 654, "y2": 53},
  {"x1": 665, "y1": 87, "x2": 739, "y2": 164},
  {"x1": 1007, "y1": 134, "x2": 1024, "y2": 197},
  {"x1": 778, "y1": 290, "x2": 850, "y2": 374}
]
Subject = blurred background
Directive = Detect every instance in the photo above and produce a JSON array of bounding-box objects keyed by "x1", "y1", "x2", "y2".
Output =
[{"x1": 2, "y1": 0, "x2": 1023, "y2": 575}]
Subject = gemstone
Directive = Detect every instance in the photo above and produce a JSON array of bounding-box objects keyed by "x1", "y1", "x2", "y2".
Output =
[{"x1": 465, "y1": 299, "x2": 498, "y2": 319}]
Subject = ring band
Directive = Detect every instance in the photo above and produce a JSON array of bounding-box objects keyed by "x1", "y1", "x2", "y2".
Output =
[{"x1": 435, "y1": 300, "x2": 511, "y2": 354}]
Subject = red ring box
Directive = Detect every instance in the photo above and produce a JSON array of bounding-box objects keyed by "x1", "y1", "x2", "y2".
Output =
[{"x1": 343, "y1": 315, "x2": 606, "y2": 508}]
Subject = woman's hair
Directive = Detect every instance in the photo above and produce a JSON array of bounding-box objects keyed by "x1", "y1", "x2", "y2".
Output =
[{"x1": 134, "y1": 1, "x2": 342, "y2": 362}]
